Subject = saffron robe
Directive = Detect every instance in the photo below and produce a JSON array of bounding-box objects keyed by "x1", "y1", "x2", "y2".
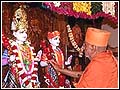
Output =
[{"x1": 74, "y1": 50, "x2": 118, "y2": 88}]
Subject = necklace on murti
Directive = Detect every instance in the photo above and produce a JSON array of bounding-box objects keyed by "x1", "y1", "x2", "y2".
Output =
[
  {"x1": 19, "y1": 43, "x2": 32, "y2": 71},
  {"x1": 12, "y1": 41, "x2": 39, "y2": 87}
]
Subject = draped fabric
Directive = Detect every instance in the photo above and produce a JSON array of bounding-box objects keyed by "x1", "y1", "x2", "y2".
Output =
[{"x1": 2, "y1": 70, "x2": 20, "y2": 88}]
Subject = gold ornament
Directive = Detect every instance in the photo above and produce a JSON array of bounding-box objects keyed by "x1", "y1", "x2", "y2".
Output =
[{"x1": 11, "y1": 5, "x2": 28, "y2": 31}]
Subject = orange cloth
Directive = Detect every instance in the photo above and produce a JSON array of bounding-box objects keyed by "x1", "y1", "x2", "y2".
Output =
[
  {"x1": 85, "y1": 27, "x2": 111, "y2": 46},
  {"x1": 74, "y1": 50, "x2": 118, "y2": 88},
  {"x1": 54, "y1": 49, "x2": 64, "y2": 69}
]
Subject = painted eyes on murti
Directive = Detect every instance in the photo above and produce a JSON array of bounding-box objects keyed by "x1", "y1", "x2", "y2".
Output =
[
  {"x1": 19, "y1": 31, "x2": 26, "y2": 34},
  {"x1": 54, "y1": 38, "x2": 59, "y2": 40},
  {"x1": 19, "y1": 31, "x2": 24, "y2": 34}
]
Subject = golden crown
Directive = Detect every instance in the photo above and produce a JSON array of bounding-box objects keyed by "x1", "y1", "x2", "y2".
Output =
[{"x1": 11, "y1": 5, "x2": 28, "y2": 31}]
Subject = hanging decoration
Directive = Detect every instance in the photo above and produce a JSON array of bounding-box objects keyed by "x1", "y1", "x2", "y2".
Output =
[
  {"x1": 73, "y1": 2, "x2": 91, "y2": 15},
  {"x1": 102, "y1": 2, "x2": 115, "y2": 17},
  {"x1": 2, "y1": 31, "x2": 12, "y2": 55},
  {"x1": 53, "y1": 1, "x2": 61, "y2": 7},
  {"x1": 114, "y1": 2, "x2": 118, "y2": 17},
  {"x1": 67, "y1": 25, "x2": 84, "y2": 57},
  {"x1": 9, "y1": 40, "x2": 40, "y2": 88},
  {"x1": 43, "y1": 2, "x2": 118, "y2": 24},
  {"x1": 91, "y1": 2, "x2": 103, "y2": 14}
]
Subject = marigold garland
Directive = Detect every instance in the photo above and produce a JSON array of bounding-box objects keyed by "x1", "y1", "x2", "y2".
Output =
[{"x1": 73, "y1": 2, "x2": 91, "y2": 15}]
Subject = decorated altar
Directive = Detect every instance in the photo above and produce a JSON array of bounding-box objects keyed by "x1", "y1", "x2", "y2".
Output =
[{"x1": 2, "y1": 1, "x2": 118, "y2": 88}]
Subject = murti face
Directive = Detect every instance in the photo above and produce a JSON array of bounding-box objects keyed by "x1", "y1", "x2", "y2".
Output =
[
  {"x1": 14, "y1": 29, "x2": 27, "y2": 42},
  {"x1": 49, "y1": 36, "x2": 60, "y2": 47}
]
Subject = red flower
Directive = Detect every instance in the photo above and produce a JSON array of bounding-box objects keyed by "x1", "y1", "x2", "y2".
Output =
[
  {"x1": 2, "y1": 32, "x2": 10, "y2": 48},
  {"x1": 43, "y1": 48, "x2": 49, "y2": 53},
  {"x1": 12, "y1": 45, "x2": 18, "y2": 50},
  {"x1": 32, "y1": 77, "x2": 36, "y2": 80},
  {"x1": 40, "y1": 40, "x2": 47, "y2": 49},
  {"x1": 18, "y1": 68, "x2": 22, "y2": 71},
  {"x1": 20, "y1": 73, "x2": 26, "y2": 79},
  {"x1": 16, "y1": 59, "x2": 21, "y2": 64},
  {"x1": 58, "y1": 74, "x2": 65, "y2": 87}
]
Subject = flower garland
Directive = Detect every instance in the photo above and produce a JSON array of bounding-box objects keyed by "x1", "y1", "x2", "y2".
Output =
[
  {"x1": 102, "y1": 2, "x2": 115, "y2": 17},
  {"x1": 2, "y1": 31, "x2": 12, "y2": 55},
  {"x1": 2, "y1": 34, "x2": 40, "y2": 88},
  {"x1": 67, "y1": 25, "x2": 84, "y2": 57},
  {"x1": 40, "y1": 40, "x2": 54, "y2": 60},
  {"x1": 9, "y1": 40, "x2": 40, "y2": 88},
  {"x1": 2, "y1": 31, "x2": 40, "y2": 87},
  {"x1": 91, "y1": 2, "x2": 103, "y2": 14},
  {"x1": 73, "y1": 2, "x2": 91, "y2": 15},
  {"x1": 40, "y1": 40, "x2": 65, "y2": 87},
  {"x1": 43, "y1": 2, "x2": 118, "y2": 24},
  {"x1": 53, "y1": 1, "x2": 61, "y2": 7}
]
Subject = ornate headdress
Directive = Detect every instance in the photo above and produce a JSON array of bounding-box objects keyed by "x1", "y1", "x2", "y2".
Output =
[
  {"x1": 47, "y1": 31, "x2": 60, "y2": 40},
  {"x1": 11, "y1": 5, "x2": 28, "y2": 31}
]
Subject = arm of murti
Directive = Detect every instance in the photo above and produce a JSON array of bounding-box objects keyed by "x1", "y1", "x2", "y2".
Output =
[{"x1": 40, "y1": 61, "x2": 48, "y2": 67}]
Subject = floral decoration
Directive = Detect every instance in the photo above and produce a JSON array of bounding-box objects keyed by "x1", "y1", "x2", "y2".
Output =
[
  {"x1": 73, "y1": 2, "x2": 91, "y2": 15},
  {"x1": 9, "y1": 40, "x2": 39, "y2": 87},
  {"x1": 40, "y1": 40, "x2": 54, "y2": 60},
  {"x1": 2, "y1": 31, "x2": 40, "y2": 87},
  {"x1": 43, "y1": 2, "x2": 118, "y2": 24},
  {"x1": 67, "y1": 25, "x2": 84, "y2": 57},
  {"x1": 102, "y1": 2, "x2": 115, "y2": 17},
  {"x1": 39, "y1": 40, "x2": 65, "y2": 87},
  {"x1": 2, "y1": 31, "x2": 13, "y2": 55}
]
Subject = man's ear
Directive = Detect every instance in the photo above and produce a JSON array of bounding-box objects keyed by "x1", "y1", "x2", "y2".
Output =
[{"x1": 91, "y1": 45, "x2": 97, "y2": 51}]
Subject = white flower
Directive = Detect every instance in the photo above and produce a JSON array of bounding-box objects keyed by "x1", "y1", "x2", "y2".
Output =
[
  {"x1": 102, "y1": 2, "x2": 115, "y2": 16},
  {"x1": 9, "y1": 55, "x2": 16, "y2": 62},
  {"x1": 53, "y1": 2, "x2": 61, "y2": 7}
]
